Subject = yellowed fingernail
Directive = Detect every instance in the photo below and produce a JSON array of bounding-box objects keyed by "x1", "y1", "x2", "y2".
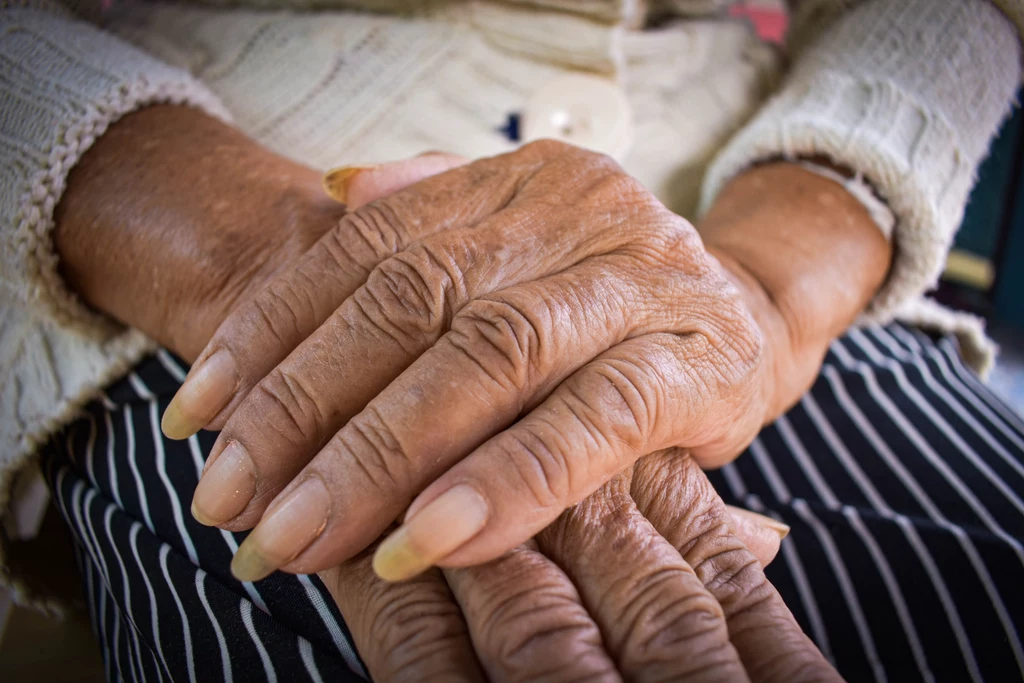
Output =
[
  {"x1": 161, "y1": 349, "x2": 238, "y2": 440},
  {"x1": 230, "y1": 477, "x2": 330, "y2": 582},
  {"x1": 192, "y1": 441, "x2": 256, "y2": 526},
  {"x1": 726, "y1": 505, "x2": 790, "y2": 539},
  {"x1": 322, "y1": 165, "x2": 377, "y2": 204},
  {"x1": 373, "y1": 485, "x2": 489, "y2": 582}
]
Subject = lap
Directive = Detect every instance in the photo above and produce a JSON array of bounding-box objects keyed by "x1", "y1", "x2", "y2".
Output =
[{"x1": 41, "y1": 322, "x2": 1024, "y2": 682}]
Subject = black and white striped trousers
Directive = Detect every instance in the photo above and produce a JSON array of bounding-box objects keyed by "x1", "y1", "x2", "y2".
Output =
[{"x1": 40, "y1": 323, "x2": 1024, "y2": 682}]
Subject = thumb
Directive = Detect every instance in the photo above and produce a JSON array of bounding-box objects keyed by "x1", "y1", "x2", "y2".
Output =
[{"x1": 323, "y1": 151, "x2": 470, "y2": 209}]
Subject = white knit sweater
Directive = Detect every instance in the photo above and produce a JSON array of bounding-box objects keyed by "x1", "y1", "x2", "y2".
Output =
[{"x1": 0, "y1": 0, "x2": 1020, "y2": 584}]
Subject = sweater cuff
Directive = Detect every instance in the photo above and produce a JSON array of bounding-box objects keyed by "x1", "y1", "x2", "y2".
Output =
[
  {"x1": 1, "y1": 7, "x2": 231, "y2": 337},
  {"x1": 698, "y1": 0, "x2": 1021, "y2": 324}
]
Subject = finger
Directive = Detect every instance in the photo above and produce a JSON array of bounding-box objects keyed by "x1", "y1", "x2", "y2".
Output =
[
  {"x1": 319, "y1": 541, "x2": 483, "y2": 682},
  {"x1": 223, "y1": 251, "x2": 687, "y2": 576},
  {"x1": 725, "y1": 505, "x2": 788, "y2": 568},
  {"x1": 536, "y1": 474, "x2": 749, "y2": 682},
  {"x1": 198, "y1": 150, "x2": 645, "y2": 532},
  {"x1": 632, "y1": 452, "x2": 839, "y2": 683},
  {"x1": 161, "y1": 143, "x2": 554, "y2": 441},
  {"x1": 443, "y1": 542, "x2": 620, "y2": 682},
  {"x1": 370, "y1": 327, "x2": 763, "y2": 578},
  {"x1": 326, "y1": 152, "x2": 470, "y2": 209}
]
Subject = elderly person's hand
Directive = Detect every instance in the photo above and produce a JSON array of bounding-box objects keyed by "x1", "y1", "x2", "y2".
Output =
[
  {"x1": 166, "y1": 137, "x2": 888, "y2": 582},
  {"x1": 322, "y1": 451, "x2": 837, "y2": 682},
  {"x1": 56, "y1": 104, "x2": 856, "y2": 681}
]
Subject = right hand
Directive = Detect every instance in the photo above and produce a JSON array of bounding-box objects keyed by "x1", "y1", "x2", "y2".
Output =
[{"x1": 324, "y1": 450, "x2": 837, "y2": 682}]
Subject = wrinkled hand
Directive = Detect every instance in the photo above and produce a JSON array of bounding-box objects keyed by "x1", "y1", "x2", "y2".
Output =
[
  {"x1": 170, "y1": 140, "x2": 774, "y2": 581},
  {"x1": 322, "y1": 451, "x2": 837, "y2": 682}
]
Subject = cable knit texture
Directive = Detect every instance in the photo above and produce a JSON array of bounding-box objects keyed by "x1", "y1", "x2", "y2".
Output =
[{"x1": 0, "y1": 0, "x2": 1020, "y2": 604}]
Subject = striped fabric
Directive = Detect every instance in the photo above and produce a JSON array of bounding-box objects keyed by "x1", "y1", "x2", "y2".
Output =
[{"x1": 40, "y1": 323, "x2": 1024, "y2": 683}]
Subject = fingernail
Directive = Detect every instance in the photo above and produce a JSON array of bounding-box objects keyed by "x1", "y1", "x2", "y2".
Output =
[
  {"x1": 192, "y1": 441, "x2": 256, "y2": 526},
  {"x1": 373, "y1": 485, "x2": 489, "y2": 582},
  {"x1": 231, "y1": 477, "x2": 330, "y2": 582},
  {"x1": 162, "y1": 349, "x2": 237, "y2": 440},
  {"x1": 726, "y1": 505, "x2": 790, "y2": 539},
  {"x1": 322, "y1": 165, "x2": 377, "y2": 204}
]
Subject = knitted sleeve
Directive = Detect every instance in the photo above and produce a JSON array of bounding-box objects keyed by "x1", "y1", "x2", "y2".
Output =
[
  {"x1": 0, "y1": 1, "x2": 230, "y2": 513},
  {"x1": 698, "y1": 0, "x2": 1022, "y2": 323}
]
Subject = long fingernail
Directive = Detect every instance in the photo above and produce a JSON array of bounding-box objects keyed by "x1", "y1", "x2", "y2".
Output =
[
  {"x1": 192, "y1": 441, "x2": 256, "y2": 526},
  {"x1": 322, "y1": 165, "x2": 377, "y2": 204},
  {"x1": 162, "y1": 349, "x2": 237, "y2": 440},
  {"x1": 726, "y1": 506, "x2": 790, "y2": 539},
  {"x1": 373, "y1": 485, "x2": 489, "y2": 582},
  {"x1": 231, "y1": 477, "x2": 330, "y2": 582}
]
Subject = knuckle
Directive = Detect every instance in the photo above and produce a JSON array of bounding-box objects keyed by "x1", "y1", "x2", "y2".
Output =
[
  {"x1": 365, "y1": 579, "x2": 472, "y2": 680},
  {"x1": 250, "y1": 368, "x2": 326, "y2": 448},
  {"x1": 252, "y1": 275, "x2": 317, "y2": 345},
  {"x1": 628, "y1": 571, "x2": 726, "y2": 640},
  {"x1": 357, "y1": 245, "x2": 457, "y2": 351},
  {"x1": 682, "y1": 511, "x2": 775, "y2": 615},
  {"x1": 503, "y1": 429, "x2": 571, "y2": 511},
  {"x1": 340, "y1": 201, "x2": 407, "y2": 261},
  {"x1": 478, "y1": 589, "x2": 601, "y2": 677},
  {"x1": 340, "y1": 406, "x2": 411, "y2": 493},
  {"x1": 448, "y1": 298, "x2": 543, "y2": 393},
  {"x1": 566, "y1": 358, "x2": 655, "y2": 449},
  {"x1": 518, "y1": 138, "x2": 574, "y2": 160}
]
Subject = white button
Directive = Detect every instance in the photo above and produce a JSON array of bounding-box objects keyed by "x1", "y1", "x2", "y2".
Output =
[{"x1": 521, "y1": 74, "x2": 634, "y2": 160}]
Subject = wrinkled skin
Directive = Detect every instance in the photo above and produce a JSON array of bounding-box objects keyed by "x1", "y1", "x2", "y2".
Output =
[
  {"x1": 325, "y1": 452, "x2": 833, "y2": 682},
  {"x1": 57, "y1": 105, "x2": 888, "y2": 681},
  {"x1": 183, "y1": 139, "x2": 777, "y2": 580}
]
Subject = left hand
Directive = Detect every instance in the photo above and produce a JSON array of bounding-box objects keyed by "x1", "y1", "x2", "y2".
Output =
[
  {"x1": 321, "y1": 451, "x2": 836, "y2": 682},
  {"x1": 175, "y1": 140, "x2": 779, "y2": 581}
]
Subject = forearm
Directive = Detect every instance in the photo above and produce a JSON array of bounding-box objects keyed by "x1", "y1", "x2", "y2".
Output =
[
  {"x1": 54, "y1": 105, "x2": 345, "y2": 360},
  {"x1": 700, "y1": 161, "x2": 892, "y2": 423}
]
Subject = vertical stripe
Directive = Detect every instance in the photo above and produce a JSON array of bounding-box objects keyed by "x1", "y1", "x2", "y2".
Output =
[
  {"x1": 196, "y1": 571, "x2": 234, "y2": 683},
  {"x1": 296, "y1": 574, "x2": 365, "y2": 677},
  {"x1": 131, "y1": 372, "x2": 201, "y2": 563},
  {"x1": 104, "y1": 411, "x2": 123, "y2": 509},
  {"x1": 157, "y1": 349, "x2": 189, "y2": 383},
  {"x1": 242, "y1": 600, "x2": 278, "y2": 683},
  {"x1": 124, "y1": 404, "x2": 155, "y2": 533},
  {"x1": 149, "y1": 398, "x2": 200, "y2": 564},
  {"x1": 110, "y1": 586, "x2": 126, "y2": 683},
  {"x1": 159, "y1": 545, "x2": 197, "y2": 683},
  {"x1": 130, "y1": 522, "x2": 174, "y2": 681},
  {"x1": 832, "y1": 338, "x2": 1024, "y2": 676},
  {"x1": 84, "y1": 414, "x2": 98, "y2": 486},
  {"x1": 842, "y1": 508, "x2": 933, "y2": 682},
  {"x1": 749, "y1": 438, "x2": 884, "y2": 680},
  {"x1": 299, "y1": 637, "x2": 325, "y2": 683},
  {"x1": 218, "y1": 528, "x2": 271, "y2": 614},
  {"x1": 822, "y1": 363, "x2": 987, "y2": 680},
  {"x1": 104, "y1": 505, "x2": 146, "y2": 683},
  {"x1": 719, "y1": 462, "x2": 833, "y2": 661},
  {"x1": 83, "y1": 555, "x2": 112, "y2": 681},
  {"x1": 802, "y1": 393, "x2": 935, "y2": 681}
]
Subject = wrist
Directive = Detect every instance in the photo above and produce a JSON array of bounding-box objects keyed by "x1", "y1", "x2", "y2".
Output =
[
  {"x1": 55, "y1": 105, "x2": 344, "y2": 360},
  {"x1": 699, "y1": 162, "x2": 892, "y2": 422}
]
